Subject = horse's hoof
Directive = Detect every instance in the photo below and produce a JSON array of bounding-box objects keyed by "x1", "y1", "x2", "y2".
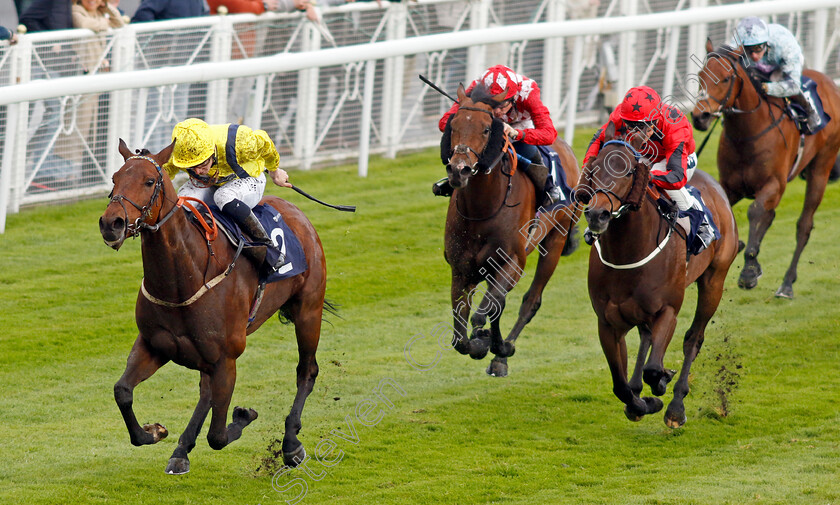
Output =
[
  {"x1": 774, "y1": 285, "x2": 794, "y2": 299},
  {"x1": 644, "y1": 396, "x2": 664, "y2": 414},
  {"x1": 491, "y1": 341, "x2": 515, "y2": 358},
  {"x1": 664, "y1": 411, "x2": 687, "y2": 429},
  {"x1": 142, "y1": 423, "x2": 168, "y2": 443},
  {"x1": 648, "y1": 369, "x2": 675, "y2": 396},
  {"x1": 232, "y1": 406, "x2": 258, "y2": 426},
  {"x1": 283, "y1": 445, "x2": 306, "y2": 467},
  {"x1": 486, "y1": 360, "x2": 508, "y2": 377},
  {"x1": 737, "y1": 265, "x2": 762, "y2": 290},
  {"x1": 624, "y1": 406, "x2": 644, "y2": 422},
  {"x1": 165, "y1": 457, "x2": 190, "y2": 475},
  {"x1": 468, "y1": 336, "x2": 490, "y2": 360}
]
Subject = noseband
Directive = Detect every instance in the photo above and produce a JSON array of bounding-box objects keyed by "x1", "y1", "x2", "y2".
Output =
[{"x1": 108, "y1": 155, "x2": 178, "y2": 238}]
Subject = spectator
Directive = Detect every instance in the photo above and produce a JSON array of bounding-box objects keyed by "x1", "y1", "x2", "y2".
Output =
[
  {"x1": 131, "y1": 0, "x2": 209, "y2": 22},
  {"x1": 19, "y1": 0, "x2": 73, "y2": 32},
  {"x1": 131, "y1": 0, "x2": 209, "y2": 150},
  {"x1": 0, "y1": 27, "x2": 19, "y2": 44},
  {"x1": 18, "y1": 0, "x2": 80, "y2": 190},
  {"x1": 69, "y1": 0, "x2": 126, "y2": 178}
]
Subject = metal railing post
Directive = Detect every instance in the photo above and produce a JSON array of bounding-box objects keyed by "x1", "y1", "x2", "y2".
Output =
[
  {"x1": 294, "y1": 22, "x2": 321, "y2": 170},
  {"x1": 543, "y1": 0, "x2": 567, "y2": 121},
  {"x1": 108, "y1": 26, "x2": 136, "y2": 175},
  {"x1": 382, "y1": 2, "x2": 407, "y2": 159},
  {"x1": 207, "y1": 15, "x2": 232, "y2": 124}
]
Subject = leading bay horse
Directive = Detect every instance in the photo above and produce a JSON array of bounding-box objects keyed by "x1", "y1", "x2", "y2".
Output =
[
  {"x1": 692, "y1": 40, "x2": 840, "y2": 298},
  {"x1": 442, "y1": 84, "x2": 581, "y2": 377},
  {"x1": 574, "y1": 123, "x2": 738, "y2": 427},
  {"x1": 99, "y1": 140, "x2": 326, "y2": 473}
]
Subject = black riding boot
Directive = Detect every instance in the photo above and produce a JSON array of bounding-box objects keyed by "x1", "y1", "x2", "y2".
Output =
[
  {"x1": 227, "y1": 202, "x2": 286, "y2": 269},
  {"x1": 520, "y1": 162, "x2": 557, "y2": 208},
  {"x1": 432, "y1": 177, "x2": 454, "y2": 197},
  {"x1": 790, "y1": 92, "x2": 820, "y2": 131}
]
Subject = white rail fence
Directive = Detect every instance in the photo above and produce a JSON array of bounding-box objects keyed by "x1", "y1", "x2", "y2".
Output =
[{"x1": 1, "y1": 0, "x2": 839, "y2": 232}]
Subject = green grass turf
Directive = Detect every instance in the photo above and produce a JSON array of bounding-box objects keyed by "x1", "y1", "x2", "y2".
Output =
[{"x1": 0, "y1": 127, "x2": 838, "y2": 504}]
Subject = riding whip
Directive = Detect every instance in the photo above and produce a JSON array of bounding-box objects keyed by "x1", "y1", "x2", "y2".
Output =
[
  {"x1": 696, "y1": 116, "x2": 720, "y2": 157},
  {"x1": 419, "y1": 74, "x2": 459, "y2": 104},
  {"x1": 291, "y1": 185, "x2": 356, "y2": 212}
]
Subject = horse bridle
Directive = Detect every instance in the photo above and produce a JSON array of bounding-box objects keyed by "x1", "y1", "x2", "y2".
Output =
[
  {"x1": 585, "y1": 140, "x2": 644, "y2": 220},
  {"x1": 447, "y1": 105, "x2": 510, "y2": 175},
  {"x1": 699, "y1": 53, "x2": 761, "y2": 116},
  {"x1": 108, "y1": 155, "x2": 179, "y2": 238}
]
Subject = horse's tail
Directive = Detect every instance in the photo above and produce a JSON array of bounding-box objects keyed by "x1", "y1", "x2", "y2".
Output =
[
  {"x1": 276, "y1": 298, "x2": 342, "y2": 326},
  {"x1": 561, "y1": 224, "x2": 579, "y2": 257},
  {"x1": 323, "y1": 299, "x2": 341, "y2": 320}
]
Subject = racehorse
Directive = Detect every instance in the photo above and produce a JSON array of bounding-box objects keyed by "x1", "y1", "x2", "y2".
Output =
[
  {"x1": 692, "y1": 40, "x2": 840, "y2": 298},
  {"x1": 442, "y1": 84, "x2": 581, "y2": 377},
  {"x1": 574, "y1": 123, "x2": 738, "y2": 427},
  {"x1": 99, "y1": 140, "x2": 326, "y2": 474}
]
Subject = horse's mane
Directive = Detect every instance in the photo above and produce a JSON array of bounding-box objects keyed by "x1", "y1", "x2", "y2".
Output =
[
  {"x1": 468, "y1": 83, "x2": 504, "y2": 107},
  {"x1": 137, "y1": 148, "x2": 153, "y2": 156}
]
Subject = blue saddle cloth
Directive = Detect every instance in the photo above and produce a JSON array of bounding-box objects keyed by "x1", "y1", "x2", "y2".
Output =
[
  {"x1": 678, "y1": 186, "x2": 721, "y2": 256},
  {"x1": 789, "y1": 76, "x2": 831, "y2": 135},
  {"x1": 208, "y1": 204, "x2": 308, "y2": 284},
  {"x1": 536, "y1": 145, "x2": 574, "y2": 210}
]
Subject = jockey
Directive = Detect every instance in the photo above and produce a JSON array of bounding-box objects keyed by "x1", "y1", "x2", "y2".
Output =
[
  {"x1": 733, "y1": 16, "x2": 820, "y2": 131},
  {"x1": 434, "y1": 65, "x2": 562, "y2": 208},
  {"x1": 164, "y1": 118, "x2": 292, "y2": 269},
  {"x1": 582, "y1": 86, "x2": 715, "y2": 254}
]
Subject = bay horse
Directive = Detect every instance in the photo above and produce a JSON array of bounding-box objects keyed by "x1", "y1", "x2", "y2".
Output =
[
  {"x1": 442, "y1": 83, "x2": 581, "y2": 377},
  {"x1": 574, "y1": 123, "x2": 738, "y2": 427},
  {"x1": 692, "y1": 40, "x2": 840, "y2": 298},
  {"x1": 99, "y1": 140, "x2": 326, "y2": 474}
]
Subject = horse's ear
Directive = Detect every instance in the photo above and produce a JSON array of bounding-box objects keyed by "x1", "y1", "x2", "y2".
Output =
[
  {"x1": 118, "y1": 138, "x2": 132, "y2": 160},
  {"x1": 705, "y1": 38, "x2": 714, "y2": 54},
  {"x1": 457, "y1": 83, "x2": 467, "y2": 104},
  {"x1": 605, "y1": 121, "x2": 617, "y2": 140},
  {"x1": 156, "y1": 139, "x2": 176, "y2": 165},
  {"x1": 492, "y1": 89, "x2": 507, "y2": 103}
]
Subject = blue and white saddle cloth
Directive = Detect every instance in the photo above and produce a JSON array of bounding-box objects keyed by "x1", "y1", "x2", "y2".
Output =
[
  {"x1": 678, "y1": 186, "x2": 721, "y2": 256},
  {"x1": 789, "y1": 76, "x2": 831, "y2": 135},
  {"x1": 209, "y1": 204, "x2": 308, "y2": 284},
  {"x1": 536, "y1": 145, "x2": 574, "y2": 210}
]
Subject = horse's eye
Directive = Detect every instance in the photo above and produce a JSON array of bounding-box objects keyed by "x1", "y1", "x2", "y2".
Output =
[
  {"x1": 484, "y1": 127, "x2": 491, "y2": 135},
  {"x1": 722, "y1": 76, "x2": 731, "y2": 83},
  {"x1": 145, "y1": 178, "x2": 155, "y2": 187}
]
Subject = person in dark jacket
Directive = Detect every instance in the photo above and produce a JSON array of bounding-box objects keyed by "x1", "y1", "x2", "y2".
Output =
[
  {"x1": 0, "y1": 26, "x2": 19, "y2": 44},
  {"x1": 131, "y1": 0, "x2": 209, "y2": 22},
  {"x1": 19, "y1": 0, "x2": 73, "y2": 32}
]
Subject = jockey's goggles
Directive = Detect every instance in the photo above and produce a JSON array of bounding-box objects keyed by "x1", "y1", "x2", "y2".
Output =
[
  {"x1": 624, "y1": 120, "x2": 655, "y2": 131},
  {"x1": 744, "y1": 43, "x2": 767, "y2": 54}
]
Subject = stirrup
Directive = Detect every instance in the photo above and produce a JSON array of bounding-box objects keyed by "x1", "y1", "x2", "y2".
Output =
[{"x1": 543, "y1": 185, "x2": 561, "y2": 207}]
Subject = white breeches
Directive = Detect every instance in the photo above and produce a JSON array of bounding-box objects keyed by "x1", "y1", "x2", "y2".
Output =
[
  {"x1": 178, "y1": 172, "x2": 266, "y2": 209},
  {"x1": 651, "y1": 152, "x2": 698, "y2": 212}
]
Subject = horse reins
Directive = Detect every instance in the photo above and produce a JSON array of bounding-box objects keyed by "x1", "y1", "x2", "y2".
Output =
[
  {"x1": 110, "y1": 155, "x2": 237, "y2": 308},
  {"x1": 448, "y1": 105, "x2": 521, "y2": 221},
  {"x1": 702, "y1": 52, "x2": 788, "y2": 146},
  {"x1": 586, "y1": 141, "x2": 687, "y2": 269}
]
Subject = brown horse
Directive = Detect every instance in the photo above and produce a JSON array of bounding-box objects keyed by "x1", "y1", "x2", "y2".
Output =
[
  {"x1": 692, "y1": 40, "x2": 840, "y2": 298},
  {"x1": 574, "y1": 124, "x2": 738, "y2": 427},
  {"x1": 99, "y1": 141, "x2": 326, "y2": 474},
  {"x1": 442, "y1": 84, "x2": 581, "y2": 377}
]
